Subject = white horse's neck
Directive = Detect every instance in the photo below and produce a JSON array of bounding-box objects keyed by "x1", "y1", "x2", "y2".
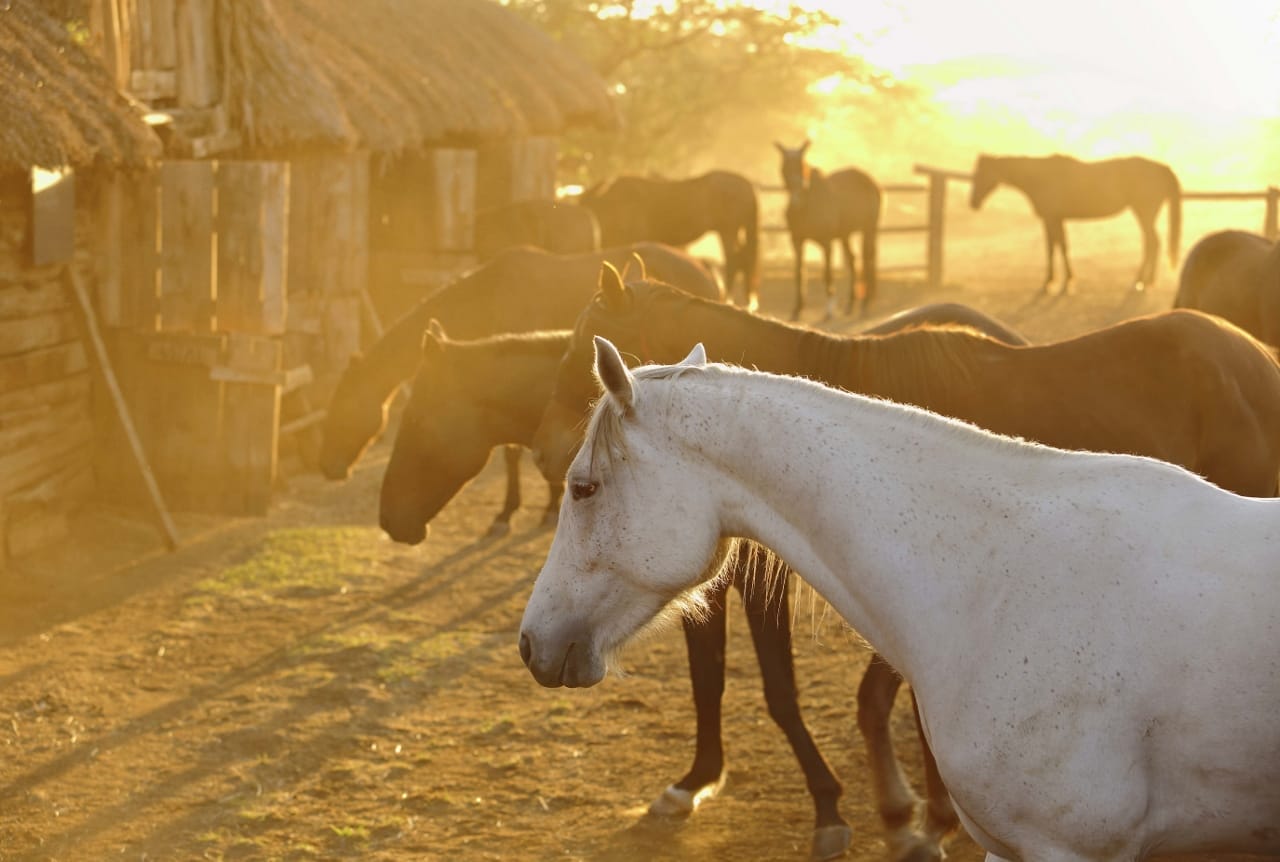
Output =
[{"x1": 655, "y1": 369, "x2": 1117, "y2": 687}]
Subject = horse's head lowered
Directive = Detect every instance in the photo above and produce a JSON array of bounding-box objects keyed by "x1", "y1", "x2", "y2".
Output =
[
  {"x1": 378, "y1": 321, "x2": 496, "y2": 544},
  {"x1": 969, "y1": 154, "x2": 1000, "y2": 210},
  {"x1": 520, "y1": 337, "x2": 732, "y2": 688},
  {"x1": 319, "y1": 354, "x2": 390, "y2": 480},
  {"x1": 775, "y1": 139, "x2": 812, "y2": 195},
  {"x1": 531, "y1": 262, "x2": 655, "y2": 483}
]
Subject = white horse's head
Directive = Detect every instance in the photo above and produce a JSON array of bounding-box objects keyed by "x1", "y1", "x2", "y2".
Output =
[{"x1": 519, "y1": 337, "x2": 733, "y2": 687}]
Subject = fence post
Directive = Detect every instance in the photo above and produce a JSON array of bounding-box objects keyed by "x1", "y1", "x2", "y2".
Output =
[
  {"x1": 926, "y1": 171, "x2": 947, "y2": 291},
  {"x1": 1265, "y1": 187, "x2": 1278, "y2": 241}
]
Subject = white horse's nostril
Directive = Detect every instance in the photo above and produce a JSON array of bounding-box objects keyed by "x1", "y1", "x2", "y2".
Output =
[{"x1": 518, "y1": 632, "x2": 532, "y2": 667}]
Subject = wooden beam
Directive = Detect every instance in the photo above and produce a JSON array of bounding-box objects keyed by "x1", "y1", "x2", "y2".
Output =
[{"x1": 64, "y1": 266, "x2": 179, "y2": 550}]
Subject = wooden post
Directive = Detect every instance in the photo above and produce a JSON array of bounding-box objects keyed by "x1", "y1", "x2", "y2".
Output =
[
  {"x1": 159, "y1": 160, "x2": 215, "y2": 331},
  {"x1": 64, "y1": 267, "x2": 180, "y2": 550},
  {"x1": 213, "y1": 334, "x2": 282, "y2": 515},
  {"x1": 215, "y1": 161, "x2": 289, "y2": 335},
  {"x1": 174, "y1": 0, "x2": 219, "y2": 109},
  {"x1": 926, "y1": 171, "x2": 947, "y2": 291},
  {"x1": 1265, "y1": 187, "x2": 1278, "y2": 242}
]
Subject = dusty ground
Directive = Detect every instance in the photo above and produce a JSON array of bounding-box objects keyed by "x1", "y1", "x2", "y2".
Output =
[{"x1": 0, "y1": 203, "x2": 1264, "y2": 861}]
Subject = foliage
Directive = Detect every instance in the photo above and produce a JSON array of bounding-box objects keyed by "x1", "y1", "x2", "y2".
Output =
[{"x1": 503, "y1": 1, "x2": 926, "y2": 184}]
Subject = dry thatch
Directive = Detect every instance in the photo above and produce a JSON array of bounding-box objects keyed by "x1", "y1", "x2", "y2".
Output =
[
  {"x1": 0, "y1": 2, "x2": 159, "y2": 173},
  {"x1": 222, "y1": 0, "x2": 618, "y2": 153}
]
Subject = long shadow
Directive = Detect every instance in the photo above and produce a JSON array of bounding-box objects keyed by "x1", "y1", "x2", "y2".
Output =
[{"x1": 0, "y1": 519, "x2": 550, "y2": 855}]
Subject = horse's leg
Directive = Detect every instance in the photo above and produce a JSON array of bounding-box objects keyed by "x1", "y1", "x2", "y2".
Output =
[
  {"x1": 739, "y1": 557, "x2": 850, "y2": 860},
  {"x1": 912, "y1": 690, "x2": 960, "y2": 850},
  {"x1": 791, "y1": 234, "x2": 807, "y2": 320},
  {"x1": 1133, "y1": 208, "x2": 1159, "y2": 290},
  {"x1": 540, "y1": 474, "x2": 563, "y2": 528},
  {"x1": 487, "y1": 444, "x2": 522, "y2": 537},
  {"x1": 718, "y1": 228, "x2": 742, "y2": 306},
  {"x1": 857, "y1": 655, "x2": 935, "y2": 861},
  {"x1": 1039, "y1": 218, "x2": 1057, "y2": 293},
  {"x1": 839, "y1": 234, "x2": 858, "y2": 316},
  {"x1": 651, "y1": 573, "x2": 731, "y2": 817},
  {"x1": 1047, "y1": 218, "x2": 1073, "y2": 294},
  {"x1": 820, "y1": 239, "x2": 836, "y2": 321}
]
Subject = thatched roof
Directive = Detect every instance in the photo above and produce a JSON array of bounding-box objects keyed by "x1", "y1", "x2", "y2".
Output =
[
  {"x1": 223, "y1": 0, "x2": 619, "y2": 153},
  {"x1": 0, "y1": 3, "x2": 159, "y2": 173}
]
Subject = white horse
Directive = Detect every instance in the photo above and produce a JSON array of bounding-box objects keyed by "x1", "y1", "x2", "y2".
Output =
[{"x1": 520, "y1": 336, "x2": 1280, "y2": 862}]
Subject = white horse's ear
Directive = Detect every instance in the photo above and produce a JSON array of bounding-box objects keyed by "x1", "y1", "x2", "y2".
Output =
[
  {"x1": 594, "y1": 335, "x2": 635, "y2": 414},
  {"x1": 677, "y1": 343, "x2": 707, "y2": 367},
  {"x1": 598, "y1": 262, "x2": 631, "y2": 311}
]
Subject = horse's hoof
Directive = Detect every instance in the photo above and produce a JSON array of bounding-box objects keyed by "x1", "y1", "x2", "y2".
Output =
[
  {"x1": 891, "y1": 836, "x2": 944, "y2": 862},
  {"x1": 810, "y1": 823, "x2": 852, "y2": 860},
  {"x1": 485, "y1": 520, "x2": 511, "y2": 539},
  {"x1": 648, "y1": 774, "x2": 725, "y2": 818}
]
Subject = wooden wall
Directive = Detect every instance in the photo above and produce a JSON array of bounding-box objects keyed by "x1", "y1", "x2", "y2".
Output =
[{"x1": 0, "y1": 173, "x2": 95, "y2": 568}]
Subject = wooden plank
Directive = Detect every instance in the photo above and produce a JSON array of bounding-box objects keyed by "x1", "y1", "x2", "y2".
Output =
[
  {"x1": 1266, "y1": 188, "x2": 1279, "y2": 241},
  {"x1": 119, "y1": 169, "x2": 160, "y2": 330},
  {"x1": 159, "y1": 160, "x2": 214, "y2": 332},
  {"x1": 0, "y1": 374, "x2": 91, "y2": 417},
  {"x1": 913, "y1": 164, "x2": 972, "y2": 182},
  {"x1": 0, "y1": 281, "x2": 70, "y2": 318},
  {"x1": 5, "y1": 506, "x2": 70, "y2": 559},
  {"x1": 150, "y1": 0, "x2": 177, "y2": 68},
  {"x1": 174, "y1": 0, "x2": 218, "y2": 108},
  {"x1": 218, "y1": 333, "x2": 281, "y2": 515},
  {"x1": 0, "y1": 413, "x2": 93, "y2": 499},
  {"x1": 216, "y1": 161, "x2": 289, "y2": 335},
  {"x1": 926, "y1": 171, "x2": 948, "y2": 291},
  {"x1": 0, "y1": 342, "x2": 88, "y2": 391},
  {"x1": 0, "y1": 309, "x2": 79, "y2": 355},
  {"x1": 65, "y1": 267, "x2": 179, "y2": 548},
  {"x1": 1182, "y1": 190, "x2": 1272, "y2": 201},
  {"x1": 428, "y1": 149, "x2": 477, "y2": 252},
  {"x1": 129, "y1": 69, "x2": 176, "y2": 100}
]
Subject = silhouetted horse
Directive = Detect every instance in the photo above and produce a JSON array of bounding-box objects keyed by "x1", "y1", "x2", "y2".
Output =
[
  {"x1": 1175, "y1": 230, "x2": 1280, "y2": 346},
  {"x1": 578, "y1": 171, "x2": 760, "y2": 310},
  {"x1": 970, "y1": 153, "x2": 1182, "y2": 293},
  {"x1": 775, "y1": 140, "x2": 882, "y2": 321},
  {"x1": 474, "y1": 199, "x2": 600, "y2": 261}
]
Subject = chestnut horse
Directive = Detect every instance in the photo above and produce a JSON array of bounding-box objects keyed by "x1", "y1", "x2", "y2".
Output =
[
  {"x1": 317, "y1": 243, "x2": 721, "y2": 538},
  {"x1": 474, "y1": 199, "x2": 600, "y2": 261},
  {"x1": 383, "y1": 292, "x2": 1032, "y2": 861},
  {"x1": 970, "y1": 153, "x2": 1182, "y2": 293},
  {"x1": 775, "y1": 140, "x2": 882, "y2": 320},
  {"x1": 1175, "y1": 229, "x2": 1280, "y2": 346},
  {"x1": 530, "y1": 272, "x2": 1280, "y2": 862},
  {"x1": 578, "y1": 171, "x2": 760, "y2": 311}
]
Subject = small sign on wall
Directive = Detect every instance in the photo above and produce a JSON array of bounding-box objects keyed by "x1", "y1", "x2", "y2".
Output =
[{"x1": 32, "y1": 165, "x2": 75, "y2": 267}]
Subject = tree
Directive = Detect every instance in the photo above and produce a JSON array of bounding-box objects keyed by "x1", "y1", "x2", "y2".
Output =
[{"x1": 503, "y1": 1, "x2": 925, "y2": 184}]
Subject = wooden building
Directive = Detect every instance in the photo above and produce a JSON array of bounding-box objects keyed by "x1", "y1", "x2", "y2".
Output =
[
  {"x1": 0, "y1": 3, "x2": 161, "y2": 568},
  {"x1": 62, "y1": 0, "x2": 614, "y2": 532}
]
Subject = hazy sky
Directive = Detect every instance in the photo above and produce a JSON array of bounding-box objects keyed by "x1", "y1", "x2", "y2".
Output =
[{"x1": 839, "y1": 0, "x2": 1280, "y2": 119}]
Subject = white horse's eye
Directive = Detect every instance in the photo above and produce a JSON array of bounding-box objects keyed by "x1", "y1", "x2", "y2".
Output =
[{"x1": 570, "y1": 480, "x2": 599, "y2": 501}]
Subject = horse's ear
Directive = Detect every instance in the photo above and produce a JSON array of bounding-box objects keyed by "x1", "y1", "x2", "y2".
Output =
[
  {"x1": 598, "y1": 261, "x2": 632, "y2": 310},
  {"x1": 421, "y1": 325, "x2": 444, "y2": 358},
  {"x1": 677, "y1": 343, "x2": 707, "y2": 368},
  {"x1": 427, "y1": 318, "x2": 446, "y2": 340},
  {"x1": 800, "y1": 138, "x2": 811, "y2": 154},
  {"x1": 773, "y1": 140, "x2": 785, "y2": 154},
  {"x1": 593, "y1": 335, "x2": 634, "y2": 414},
  {"x1": 628, "y1": 251, "x2": 647, "y2": 282}
]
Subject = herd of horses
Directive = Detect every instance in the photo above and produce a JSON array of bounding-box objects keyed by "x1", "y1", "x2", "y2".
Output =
[{"x1": 318, "y1": 150, "x2": 1280, "y2": 861}]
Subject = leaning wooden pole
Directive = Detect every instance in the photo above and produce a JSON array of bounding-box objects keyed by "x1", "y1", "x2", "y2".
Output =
[{"x1": 64, "y1": 266, "x2": 180, "y2": 550}]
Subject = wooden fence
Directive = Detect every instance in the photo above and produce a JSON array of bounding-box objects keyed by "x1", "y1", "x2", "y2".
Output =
[{"x1": 761, "y1": 165, "x2": 1280, "y2": 291}]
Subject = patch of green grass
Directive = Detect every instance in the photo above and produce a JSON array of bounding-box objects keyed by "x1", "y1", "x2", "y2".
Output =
[{"x1": 192, "y1": 527, "x2": 382, "y2": 600}]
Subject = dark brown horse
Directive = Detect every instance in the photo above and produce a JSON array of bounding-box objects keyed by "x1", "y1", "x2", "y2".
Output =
[
  {"x1": 530, "y1": 273, "x2": 1280, "y2": 862},
  {"x1": 474, "y1": 199, "x2": 600, "y2": 261},
  {"x1": 970, "y1": 153, "x2": 1182, "y2": 293},
  {"x1": 1175, "y1": 229, "x2": 1280, "y2": 346},
  {"x1": 384, "y1": 279, "x2": 1033, "y2": 860},
  {"x1": 578, "y1": 170, "x2": 760, "y2": 311},
  {"x1": 318, "y1": 243, "x2": 721, "y2": 537},
  {"x1": 775, "y1": 140, "x2": 882, "y2": 320}
]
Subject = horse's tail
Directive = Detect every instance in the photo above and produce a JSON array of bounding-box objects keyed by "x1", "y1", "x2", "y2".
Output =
[{"x1": 1165, "y1": 166, "x2": 1182, "y2": 267}]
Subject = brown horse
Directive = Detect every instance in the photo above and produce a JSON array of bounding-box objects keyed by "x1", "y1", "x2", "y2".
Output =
[
  {"x1": 775, "y1": 140, "x2": 882, "y2": 320},
  {"x1": 317, "y1": 243, "x2": 722, "y2": 535},
  {"x1": 1175, "y1": 229, "x2": 1280, "y2": 346},
  {"x1": 578, "y1": 170, "x2": 760, "y2": 310},
  {"x1": 530, "y1": 273, "x2": 1280, "y2": 862},
  {"x1": 386, "y1": 283, "x2": 1032, "y2": 861},
  {"x1": 970, "y1": 153, "x2": 1182, "y2": 293},
  {"x1": 474, "y1": 199, "x2": 600, "y2": 261}
]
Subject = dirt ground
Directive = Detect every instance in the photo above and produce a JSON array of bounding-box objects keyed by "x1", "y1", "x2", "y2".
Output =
[{"x1": 0, "y1": 204, "x2": 1265, "y2": 861}]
